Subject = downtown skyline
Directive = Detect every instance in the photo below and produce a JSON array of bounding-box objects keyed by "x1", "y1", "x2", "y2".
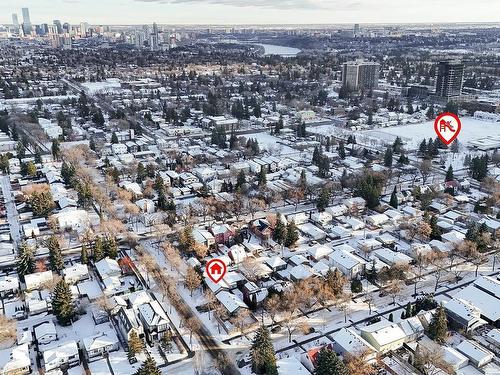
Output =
[{"x1": 2, "y1": 0, "x2": 500, "y2": 26}]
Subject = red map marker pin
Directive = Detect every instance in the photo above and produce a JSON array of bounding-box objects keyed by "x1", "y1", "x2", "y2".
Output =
[
  {"x1": 205, "y1": 258, "x2": 227, "y2": 284},
  {"x1": 434, "y1": 112, "x2": 462, "y2": 146}
]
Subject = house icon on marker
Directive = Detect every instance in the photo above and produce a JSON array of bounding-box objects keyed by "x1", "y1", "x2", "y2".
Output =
[{"x1": 210, "y1": 263, "x2": 223, "y2": 274}]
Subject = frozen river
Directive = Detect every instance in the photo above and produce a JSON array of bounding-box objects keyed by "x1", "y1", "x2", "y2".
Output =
[{"x1": 258, "y1": 43, "x2": 301, "y2": 57}]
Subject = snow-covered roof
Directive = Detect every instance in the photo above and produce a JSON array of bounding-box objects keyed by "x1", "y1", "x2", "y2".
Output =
[
  {"x1": 83, "y1": 329, "x2": 119, "y2": 352},
  {"x1": 0, "y1": 343, "x2": 30, "y2": 374},
  {"x1": 34, "y1": 321, "x2": 57, "y2": 339},
  {"x1": 215, "y1": 290, "x2": 248, "y2": 314},
  {"x1": 43, "y1": 340, "x2": 79, "y2": 370},
  {"x1": 360, "y1": 320, "x2": 407, "y2": 347},
  {"x1": 95, "y1": 257, "x2": 121, "y2": 278},
  {"x1": 331, "y1": 328, "x2": 376, "y2": 355},
  {"x1": 456, "y1": 340, "x2": 494, "y2": 365},
  {"x1": 138, "y1": 300, "x2": 169, "y2": 327}
]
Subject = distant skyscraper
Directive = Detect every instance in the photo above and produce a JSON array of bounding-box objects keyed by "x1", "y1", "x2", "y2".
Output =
[
  {"x1": 342, "y1": 60, "x2": 380, "y2": 90},
  {"x1": 435, "y1": 60, "x2": 464, "y2": 100},
  {"x1": 22, "y1": 7, "x2": 32, "y2": 34},
  {"x1": 80, "y1": 22, "x2": 89, "y2": 36},
  {"x1": 150, "y1": 22, "x2": 159, "y2": 51},
  {"x1": 53, "y1": 20, "x2": 63, "y2": 34},
  {"x1": 12, "y1": 14, "x2": 20, "y2": 32},
  {"x1": 354, "y1": 23, "x2": 360, "y2": 35}
]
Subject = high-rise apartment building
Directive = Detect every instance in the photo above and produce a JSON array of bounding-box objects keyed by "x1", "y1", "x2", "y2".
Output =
[
  {"x1": 22, "y1": 8, "x2": 32, "y2": 34},
  {"x1": 435, "y1": 60, "x2": 464, "y2": 100},
  {"x1": 12, "y1": 14, "x2": 20, "y2": 33},
  {"x1": 342, "y1": 60, "x2": 380, "y2": 90}
]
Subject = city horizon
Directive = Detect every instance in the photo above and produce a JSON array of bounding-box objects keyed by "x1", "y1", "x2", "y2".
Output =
[{"x1": 2, "y1": 0, "x2": 500, "y2": 25}]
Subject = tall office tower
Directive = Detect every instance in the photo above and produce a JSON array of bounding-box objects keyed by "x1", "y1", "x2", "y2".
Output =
[
  {"x1": 135, "y1": 30, "x2": 144, "y2": 48},
  {"x1": 12, "y1": 14, "x2": 20, "y2": 33},
  {"x1": 435, "y1": 60, "x2": 464, "y2": 100},
  {"x1": 53, "y1": 20, "x2": 63, "y2": 34},
  {"x1": 80, "y1": 22, "x2": 89, "y2": 36},
  {"x1": 22, "y1": 8, "x2": 32, "y2": 34},
  {"x1": 354, "y1": 23, "x2": 360, "y2": 35},
  {"x1": 342, "y1": 60, "x2": 380, "y2": 90},
  {"x1": 150, "y1": 22, "x2": 159, "y2": 51}
]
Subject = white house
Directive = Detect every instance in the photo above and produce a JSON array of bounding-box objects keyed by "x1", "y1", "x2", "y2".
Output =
[
  {"x1": 63, "y1": 263, "x2": 90, "y2": 285},
  {"x1": 360, "y1": 320, "x2": 407, "y2": 353},
  {"x1": 328, "y1": 249, "x2": 366, "y2": 279},
  {"x1": 53, "y1": 209, "x2": 91, "y2": 233},
  {"x1": 34, "y1": 321, "x2": 57, "y2": 345},
  {"x1": 82, "y1": 329, "x2": 120, "y2": 361},
  {"x1": 24, "y1": 271, "x2": 53, "y2": 291},
  {"x1": 456, "y1": 340, "x2": 494, "y2": 368},
  {"x1": 43, "y1": 340, "x2": 80, "y2": 372},
  {"x1": 95, "y1": 258, "x2": 121, "y2": 279},
  {"x1": 0, "y1": 343, "x2": 31, "y2": 375}
]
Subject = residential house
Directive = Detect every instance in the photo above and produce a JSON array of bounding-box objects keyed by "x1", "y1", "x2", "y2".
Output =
[
  {"x1": 359, "y1": 320, "x2": 407, "y2": 353},
  {"x1": 137, "y1": 300, "x2": 170, "y2": 343},
  {"x1": 34, "y1": 321, "x2": 57, "y2": 345},
  {"x1": 82, "y1": 329, "x2": 120, "y2": 361},
  {"x1": 456, "y1": 340, "x2": 494, "y2": 368},
  {"x1": 62, "y1": 264, "x2": 90, "y2": 285},
  {"x1": 330, "y1": 328, "x2": 377, "y2": 361},
  {"x1": 193, "y1": 228, "x2": 216, "y2": 247},
  {"x1": 42, "y1": 340, "x2": 80, "y2": 372},
  {"x1": 210, "y1": 223, "x2": 234, "y2": 244},
  {"x1": 0, "y1": 343, "x2": 31, "y2": 375},
  {"x1": 445, "y1": 298, "x2": 485, "y2": 332},
  {"x1": 24, "y1": 271, "x2": 53, "y2": 291},
  {"x1": 328, "y1": 249, "x2": 366, "y2": 279}
]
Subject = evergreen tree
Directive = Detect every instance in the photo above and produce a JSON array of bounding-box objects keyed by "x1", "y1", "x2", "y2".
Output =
[
  {"x1": 314, "y1": 348, "x2": 348, "y2": 375},
  {"x1": 445, "y1": 165, "x2": 454, "y2": 182},
  {"x1": 426, "y1": 104, "x2": 435, "y2": 119},
  {"x1": 316, "y1": 187, "x2": 331, "y2": 212},
  {"x1": 351, "y1": 278, "x2": 362, "y2": 293},
  {"x1": 153, "y1": 175, "x2": 164, "y2": 193},
  {"x1": 427, "y1": 304, "x2": 448, "y2": 343},
  {"x1": 338, "y1": 141, "x2": 346, "y2": 159},
  {"x1": 251, "y1": 325, "x2": 278, "y2": 375},
  {"x1": 134, "y1": 355, "x2": 161, "y2": 375},
  {"x1": 389, "y1": 186, "x2": 398, "y2": 208},
  {"x1": 429, "y1": 215, "x2": 442, "y2": 240},
  {"x1": 388, "y1": 313, "x2": 394, "y2": 322},
  {"x1": 81, "y1": 244, "x2": 89, "y2": 265},
  {"x1": 272, "y1": 214, "x2": 286, "y2": 245},
  {"x1": 258, "y1": 166, "x2": 267, "y2": 187},
  {"x1": 419, "y1": 139, "x2": 427, "y2": 154},
  {"x1": 384, "y1": 147, "x2": 393, "y2": 167},
  {"x1": 317, "y1": 156, "x2": 330, "y2": 178},
  {"x1": 51, "y1": 139, "x2": 61, "y2": 160},
  {"x1": 111, "y1": 132, "x2": 119, "y2": 144},
  {"x1": 136, "y1": 163, "x2": 147, "y2": 184},
  {"x1": 128, "y1": 330, "x2": 145, "y2": 358},
  {"x1": 161, "y1": 331, "x2": 173, "y2": 353},
  {"x1": 398, "y1": 153, "x2": 409, "y2": 165},
  {"x1": 52, "y1": 279, "x2": 75, "y2": 326},
  {"x1": 235, "y1": 170, "x2": 246, "y2": 191},
  {"x1": 61, "y1": 161, "x2": 75, "y2": 186},
  {"x1": 17, "y1": 242, "x2": 35, "y2": 279},
  {"x1": 103, "y1": 236, "x2": 118, "y2": 259},
  {"x1": 284, "y1": 221, "x2": 299, "y2": 248},
  {"x1": 47, "y1": 235, "x2": 64, "y2": 272},
  {"x1": 392, "y1": 136, "x2": 403, "y2": 153},
  {"x1": 93, "y1": 236, "x2": 105, "y2": 261}
]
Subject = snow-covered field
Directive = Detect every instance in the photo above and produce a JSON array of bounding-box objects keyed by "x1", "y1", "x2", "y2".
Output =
[
  {"x1": 363, "y1": 117, "x2": 500, "y2": 148},
  {"x1": 82, "y1": 78, "x2": 122, "y2": 94},
  {"x1": 244, "y1": 132, "x2": 297, "y2": 155},
  {"x1": 310, "y1": 117, "x2": 500, "y2": 150}
]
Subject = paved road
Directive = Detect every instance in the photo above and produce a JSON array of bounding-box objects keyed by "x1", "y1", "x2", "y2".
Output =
[{"x1": 1, "y1": 175, "x2": 20, "y2": 246}]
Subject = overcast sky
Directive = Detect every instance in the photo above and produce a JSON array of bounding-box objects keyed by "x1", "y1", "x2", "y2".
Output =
[{"x1": 2, "y1": 0, "x2": 499, "y2": 25}]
